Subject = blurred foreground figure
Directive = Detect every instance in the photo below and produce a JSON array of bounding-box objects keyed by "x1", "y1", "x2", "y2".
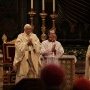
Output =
[
  {"x1": 13, "y1": 24, "x2": 41, "y2": 83},
  {"x1": 40, "y1": 64, "x2": 65, "y2": 90},
  {"x1": 73, "y1": 78, "x2": 90, "y2": 90},
  {"x1": 14, "y1": 78, "x2": 43, "y2": 90}
]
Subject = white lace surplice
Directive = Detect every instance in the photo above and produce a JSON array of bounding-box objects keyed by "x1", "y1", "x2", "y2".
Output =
[{"x1": 41, "y1": 40, "x2": 64, "y2": 66}]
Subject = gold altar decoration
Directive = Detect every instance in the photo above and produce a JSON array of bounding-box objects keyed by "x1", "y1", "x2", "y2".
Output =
[
  {"x1": 2, "y1": 34, "x2": 7, "y2": 43},
  {"x1": 28, "y1": 9, "x2": 36, "y2": 30},
  {"x1": 40, "y1": 11, "x2": 47, "y2": 41}
]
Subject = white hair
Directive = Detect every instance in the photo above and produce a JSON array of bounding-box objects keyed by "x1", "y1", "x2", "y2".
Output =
[{"x1": 24, "y1": 24, "x2": 32, "y2": 30}]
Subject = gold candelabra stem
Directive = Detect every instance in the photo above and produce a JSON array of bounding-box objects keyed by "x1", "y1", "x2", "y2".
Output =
[
  {"x1": 40, "y1": 11, "x2": 47, "y2": 41},
  {"x1": 28, "y1": 9, "x2": 36, "y2": 30},
  {"x1": 50, "y1": 13, "x2": 57, "y2": 31}
]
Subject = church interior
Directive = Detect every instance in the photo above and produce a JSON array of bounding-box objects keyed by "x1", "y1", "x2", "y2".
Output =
[{"x1": 0, "y1": 0, "x2": 90, "y2": 90}]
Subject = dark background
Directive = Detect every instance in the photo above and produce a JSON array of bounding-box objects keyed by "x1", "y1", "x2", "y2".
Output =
[{"x1": 0, "y1": 0, "x2": 90, "y2": 48}]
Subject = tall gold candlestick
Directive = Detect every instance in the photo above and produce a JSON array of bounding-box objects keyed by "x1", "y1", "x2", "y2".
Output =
[
  {"x1": 50, "y1": 13, "x2": 57, "y2": 30},
  {"x1": 40, "y1": 11, "x2": 47, "y2": 41},
  {"x1": 28, "y1": 9, "x2": 36, "y2": 30}
]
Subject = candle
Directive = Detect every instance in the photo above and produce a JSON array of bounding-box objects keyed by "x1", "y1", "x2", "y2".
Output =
[
  {"x1": 31, "y1": 0, "x2": 33, "y2": 9},
  {"x1": 53, "y1": 0, "x2": 55, "y2": 12},
  {"x1": 42, "y1": 0, "x2": 45, "y2": 10}
]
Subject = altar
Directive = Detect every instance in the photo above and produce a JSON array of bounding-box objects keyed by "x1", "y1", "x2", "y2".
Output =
[{"x1": 59, "y1": 55, "x2": 76, "y2": 90}]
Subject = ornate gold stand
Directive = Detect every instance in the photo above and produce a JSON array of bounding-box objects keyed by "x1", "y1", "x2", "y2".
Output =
[
  {"x1": 28, "y1": 9, "x2": 36, "y2": 30},
  {"x1": 40, "y1": 11, "x2": 47, "y2": 41},
  {"x1": 2, "y1": 34, "x2": 7, "y2": 43},
  {"x1": 50, "y1": 13, "x2": 57, "y2": 31}
]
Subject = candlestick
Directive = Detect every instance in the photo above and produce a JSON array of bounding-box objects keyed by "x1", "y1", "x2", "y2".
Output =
[
  {"x1": 50, "y1": 13, "x2": 57, "y2": 30},
  {"x1": 53, "y1": 0, "x2": 55, "y2": 12},
  {"x1": 40, "y1": 12, "x2": 47, "y2": 41},
  {"x1": 31, "y1": 0, "x2": 33, "y2": 9},
  {"x1": 28, "y1": 9, "x2": 36, "y2": 30},
  {"x1": 42, "y1": 0, "x2": 45, "y2": 10}
]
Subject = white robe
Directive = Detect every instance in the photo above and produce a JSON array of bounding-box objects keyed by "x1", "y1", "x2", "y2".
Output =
[
  {"x1": 85, "y1": 45, "x2": 90, "y2": 80},
  {"x1": 40, "y1": 40, "x2": 64, "y2": 66},
  {"x1": 13, "y1": 32, "x2": 41, "y2": 83}
]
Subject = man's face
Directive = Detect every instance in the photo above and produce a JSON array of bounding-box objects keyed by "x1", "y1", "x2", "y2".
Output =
[
  {"x1": 24, "y1": 27, "x2": 32, "y2": 35},
  {"x1": 48, "y1": 33, "x2": 57, "y2": 42}
]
